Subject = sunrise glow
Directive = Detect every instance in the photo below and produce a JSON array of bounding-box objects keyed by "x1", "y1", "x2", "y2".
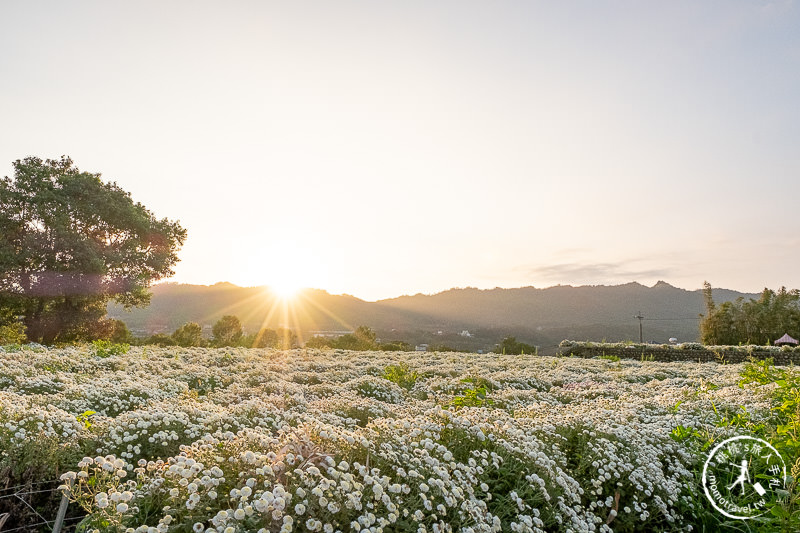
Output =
[{"x1": 269, "y1": 281, "x2": 302, "y2": 301}]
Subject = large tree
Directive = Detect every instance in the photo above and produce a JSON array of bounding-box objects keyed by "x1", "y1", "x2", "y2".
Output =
[{"x1": 0, "y1": 156, "x2": 186, "y2": 343}]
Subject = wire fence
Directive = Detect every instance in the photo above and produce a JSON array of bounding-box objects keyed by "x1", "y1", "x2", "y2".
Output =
[{"x1": 0, "y1": 478, "x2": 80, "y2": 533}]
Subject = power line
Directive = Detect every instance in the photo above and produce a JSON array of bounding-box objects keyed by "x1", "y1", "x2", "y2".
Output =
[{"x1": 642, "y1": 317, "x2": 701, "y2": 321}]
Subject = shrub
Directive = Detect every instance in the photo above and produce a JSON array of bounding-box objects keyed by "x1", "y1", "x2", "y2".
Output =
[
  {"x1": 382, "y1": 362, "x2": 419, "y2": 390},
  {"x1": 0, "y1": 321, "x2": 26, "y2": 344},
  {"x1": 91, "y1": 339, "x2": 130, "y2": 358}
]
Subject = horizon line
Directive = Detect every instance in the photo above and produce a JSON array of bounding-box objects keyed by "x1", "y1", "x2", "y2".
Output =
[{"x1": 151, "y1": 279, "x2": 755, "y2": 302}]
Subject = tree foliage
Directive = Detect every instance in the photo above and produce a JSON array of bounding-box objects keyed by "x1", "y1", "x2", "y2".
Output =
[
  {"x1": 496, "y1": 336, "x2": 537, "y2": 355},
  {"x1": 144, "y1": 333, "x2": 176, "y2": 346},
  {"x1": 211, "y1": 315, "x2": 243, "y2": 347},
  {"x1": 244, "y1": 327, "x2": 298, "y2": 349},
  {"x1": 331, "y1": 326, "x2": 378, "y2": 350},
  {"x1": 304, "y1": 326, "x2": 417, "y2": 352},
  {"x1": 700, "y1": 281, "x2": 800, "y2": 345},
  {"x1": 172, "y1": 322, "x2": 205, "y2": 347},
  {"x1": 0, "y1": 321, "x2": 26, "y2": 345},
  {"x1": 0, "y1": 156, "x2": 186, "y2": 343}
]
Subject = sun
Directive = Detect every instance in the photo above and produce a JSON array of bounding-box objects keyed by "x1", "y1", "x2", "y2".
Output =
[
  {"x1": 249, "y1": 242, "x2": 321, "y2": 301},
  {"x1": 270, "y1": 279, "x2": 303, "y2": 300}
]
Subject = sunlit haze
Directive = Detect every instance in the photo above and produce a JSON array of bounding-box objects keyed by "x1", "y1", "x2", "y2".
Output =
[{"x1": 2, "y1": 1, "x2": 799, "y2": 300}]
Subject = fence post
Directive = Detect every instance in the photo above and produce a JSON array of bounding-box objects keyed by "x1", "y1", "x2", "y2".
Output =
[{"x1": 52, "y1": 478, "x2": 72, "y2": 533}]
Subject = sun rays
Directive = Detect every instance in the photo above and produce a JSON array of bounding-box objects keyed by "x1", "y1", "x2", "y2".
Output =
[{"x1": 200, "y1": 286, "x2": 355, "y2": 349}]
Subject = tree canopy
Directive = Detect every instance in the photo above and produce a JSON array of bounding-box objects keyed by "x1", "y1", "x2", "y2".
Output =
[
  {"x1": 172, "y1": 322, "x2": 205, "y2": 347},
  {"x1": 211, "y1": 315, "x2": 244, "y2": 347},
  {"x1": 305, "y1": 326, "x2": 379, "y2": 351},
  {"x1": 0, "y1": 156, "x2": 186, "y2": 343},
  {"x1": 496, "y1": 336, "x2": 537, "y2": 355},
  {"x1": 700, "y1": 282, "x2": 800, "y2": 345}
]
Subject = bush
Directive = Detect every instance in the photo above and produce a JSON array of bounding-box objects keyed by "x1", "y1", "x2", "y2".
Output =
[
  {"x1": 0, "y1": 321, "x2": 26, "y2": 344},
  {"x1": 91, "y1": 340, "x2": 130, "y2": 358},
  {"x1": 382, "y1": 362, "x2": 419, "y2": 390}
]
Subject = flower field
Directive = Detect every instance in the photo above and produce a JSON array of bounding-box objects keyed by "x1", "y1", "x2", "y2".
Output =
[{"x1": 0, "y1": 345, "x2": 787, "y2": 532}]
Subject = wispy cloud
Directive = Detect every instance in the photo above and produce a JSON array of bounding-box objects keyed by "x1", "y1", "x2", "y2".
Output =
[{"x1": 517, "y1": 262, "x2": 672, "y2": 285}]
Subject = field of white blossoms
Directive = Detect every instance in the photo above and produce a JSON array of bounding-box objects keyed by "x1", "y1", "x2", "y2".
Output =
[{"x1": 0, "y1": 345, "x2": 785, "y2": 532}]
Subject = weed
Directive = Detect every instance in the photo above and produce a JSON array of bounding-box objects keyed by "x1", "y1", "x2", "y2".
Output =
[
  {"x1": 450, "y1": 383, "x2": 494, "y2": 409},
  {"x1": 382, "y1": 362, "x2": 419, "y2": 390},
  {"x1": 91, "y1": 340, "x2": 130, "y2": 358}
]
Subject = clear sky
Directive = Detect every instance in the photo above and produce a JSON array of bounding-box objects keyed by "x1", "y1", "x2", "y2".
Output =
[{"x1": 2, "y1": 1, "x2": 799, "y2": 301}]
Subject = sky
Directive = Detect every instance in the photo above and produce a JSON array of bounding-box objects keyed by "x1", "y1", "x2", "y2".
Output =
[{"x1": 2, "y1": 1, "x2": 800, "y2": 301}]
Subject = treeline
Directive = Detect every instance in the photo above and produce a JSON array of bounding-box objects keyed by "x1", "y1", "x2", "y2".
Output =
[
  {"x1": 700, "y1": 282, "x2": 800, "y2": 345},
  {"x1": 495, "y1": 336, "x2": 537, "y2": 355},
  {"x1": 139, "y1": 315, "x2": 298, "y2": 349},
  {"x1": 305, "y1": 326, "x2": 413, "y2": 351}
]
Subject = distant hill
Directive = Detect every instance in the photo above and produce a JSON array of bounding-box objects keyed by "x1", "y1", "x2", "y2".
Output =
[{"x1": 108, "y1": 281, "x2": 756, "y2": 354}]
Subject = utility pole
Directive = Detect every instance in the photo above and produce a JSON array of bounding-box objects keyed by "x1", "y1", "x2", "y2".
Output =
[{"x1": 635, "y1": 311, "x2": 644, "y2": 343}]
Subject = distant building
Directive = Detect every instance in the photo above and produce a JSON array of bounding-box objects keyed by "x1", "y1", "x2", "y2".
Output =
[
  {"x1": 415, "y1": 344, "x2": 429, "y2": 352},
  {"x1": 460, "y1": 330, "x2": 472, "y2": 337}
]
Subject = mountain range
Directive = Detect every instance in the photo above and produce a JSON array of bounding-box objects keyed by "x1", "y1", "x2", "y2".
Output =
[{"x1": 107, "y1": 281, "x2": 755, "y2": 354}]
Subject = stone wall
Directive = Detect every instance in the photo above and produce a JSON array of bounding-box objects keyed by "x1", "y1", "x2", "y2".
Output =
[{"x1": 559, "y1": 344, "x2": 800, "y2": 365}]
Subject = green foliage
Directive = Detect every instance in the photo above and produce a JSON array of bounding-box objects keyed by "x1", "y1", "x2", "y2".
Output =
[
  {"x1": 171, "y1": 321, "x2": 205, "y2": 347},
  {"x1": 336, "y1": 325, "x2": 378, "y2": 350},
  {"x1": 311, "y1": 325, "x2": 379, "y2": 351},
  {"x1": 143, "y1": 333, "x2": 176, "y2": 346},
  {"x1": 211, "y1": 315, "x2": 243, "y2": 347},
  {"x1": 0, "y1": 320, "x2": 26, "y2": 344},
  {"x1": 187, "y1": 376, "x2": 230, "y2": 396},
  {"x1": 76, "y1": 410, "x2": 97, "y2": 430},
  {"x1": 598, "y1": 354, "x2": 621, "y2": 362},
  {"x1": 382, "y1": 362, "x2": 419, "y2": 390},
  {"x1": 101, "y1": 318, "x2": 134, "y2": 344},
  {"x1": 304, "y1": 335, "x2": 333, "y2": 349},
  {"x1": 669, "y1": 424, "x2": 698, "y2": 443},
  {"x1": 242, "y1": 327, "x2": 298, "y2": 349},
  {"x1": 742, "y1": 359, "x2": 800, "y2": 457},
  {"x1": 378, "y1": 340, "x2": 411, "y2": 351},
  {"x1": 248, "y1": 327, "x2": 278, "y2": 348},
  {"x1": 0, "y1": 431, "x2": 84, "y2": 530},
  {"x1": 671, "y1": 359, "x2": 800, "y2": 530},
  {"x1": 427, "y1": 344, "x2": 467, "y2": 353},
  {"x1": 496, "y1": 336, "x2": 537, "y2": 355},
  {"x1": 701, "y1": 282, "x2": 800, "y2": 345},
  {"x1": 450, "y1": 379, "x2": 495, "y2": 409},
  {"x1": 736, "y1": 360, "x2": 800, "y2": 529},
  {"x1": 0, "y1": 156, "x2": 186, "y2": 344},
  {"x1": 740, "y1": 357, "x2": 786, "y2": 386},
  {"x1": 91, "y1": 339, "x2": 130, "y2": 358}
]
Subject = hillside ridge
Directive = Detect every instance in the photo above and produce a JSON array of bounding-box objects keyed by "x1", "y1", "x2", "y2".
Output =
[{"x1": 108, "y1": 282, "x2": 756, "y2": 353}]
